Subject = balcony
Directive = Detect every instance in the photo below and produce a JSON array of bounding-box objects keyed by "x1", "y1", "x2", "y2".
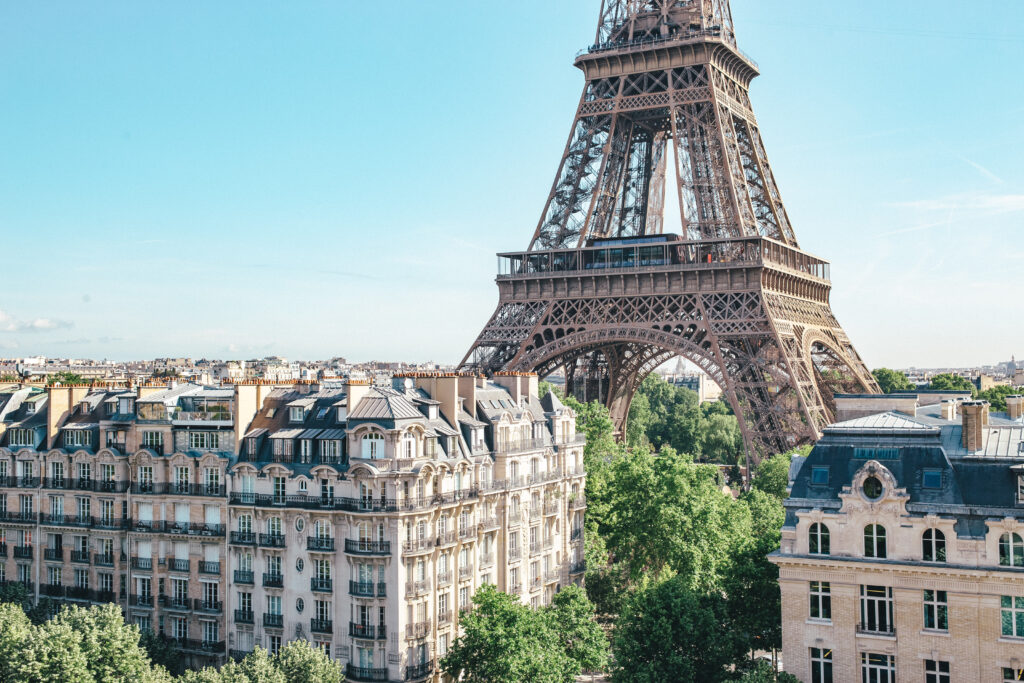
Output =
[
  {"x1": 458, "y1": 566, "x2": 473, "y2": 581},
  {"x1": 402, "y1": 538, "x2": 435, "y2": 555},
  {"x1": 263, "y1": 573, "x2": 284, "y2": 588},
  {"x1": 169, "y1": 558, "x2": 190, "y2": 573},
  {"x1": 570, "y1": 561, "x2": 586, "y2": 575},
  {"x1": 480, "y1": 516, "x2": 500, "y2": 531},
  {"x1": 71, "y1": 550, "x2": 91, "y2": 564},
  {"x1": 195, "y1": 599, "x2": 222, "y2": 613},
  {"x1": 345, "y1": 539, "x2": 391, "y2": 556},
  {"x1": 406, "y1": 661, "x2": 434, "y2": 681},
  {"x1": 263, "y1": 613, "x2": 284, "y2": 628},
  {"x1": 311, "y1": 577, "x2": 333, "y2": 593},
  {"x1": 229, "y1": 649, "x2": 253, "y2": 662},
  {"x1": 259, "y1": 533, "x2": 285, "y2": 548},
  {"x1": 229, "y1": 531, "x2": 256, "y2": 546},
  {"x1": 15, "y1": 477, "x2": 40, "y2": 488},
  {"x1": 494, "y1": 437, "x2": 552, "y2": 456},
  {"x1": 349, "y1": 580, "x2": 385, "y2": 598},
  {"x1": 199, "y1": 561, "x2": 220, "y2": 575},
  {"x1": 436, "y1": 571, "x2": 452, "y2": 587},
  {"x1": 458, "y1": 525, "x2": 478, "y2": 541},
  {"x1": 437, "y1": 610, "x2": 452, "y2": 625},
  {"x1": 131, "y1": 594, "x2": 155, "y2": 608},
  {"x1": 42, "y1": 477, "x2": 71, "y2": 490},
  {"x1": 405, "y1": 621, "x2": 431, "y2": 639},
  {"x1": 14, "y1": 545, "x2": 32, "y2": 559},
  {"x1": 569, "y1": 496, "x2": 586, "y2": 510},
  {"x1": 347, "y1": 620, "x2": 373, "y2": 638},
  {"x1": 510, "y1": 583, "x2": 523, "y2": 595},
  {"x1": 571, "y1": 527, "x2": 583, "y2": 541},
  {"x1": 436, "y1": 531, "x2": 457, "y2": 547},
  {"x1": 41, "y1": 583, "x2": 65, "y2": 597},
  {"x1": 65, "y1": 586, "x2": 95, "y2": 601},
  {"x1": 95, "y1": 553, "x2": 115, "y2": 567},
  {"x1": 544, "y1": 500, "x2": 559, "y2": 516},
  {"x1": 856, "y1": 623, "x2": 896, "y2": 638},
  {"x1": 310, "y1": 618, "x2": 333, "y2": 634},
  {"x1": 234, "y1": 609, "x2": 254, "y2": 624},
  {"x1": 234, "y1": 570, "x2": 254, "y2": 585},
  {"x1": 169, "y1": 638, "x2": 225, "y2": 655},
  {"x1": 132, "y1": 557, "x2": 153, "y2": 570},
  {"x1": 94, "y1": 517, "x2": 129, "y2": 530},
  {"x1": 544, "y1": 570, "x2": 561, "y2": 584},
  {"x1": 307, "y1": 537, "x2": 335, "y2": 552},
  {"x1": 162, "y1": 596, "x2": 191, "y2": 611},
  {"x1": 44, "y1": 548, "x2": 64, "y2": 561},
  {"x1": 509, "y1": 547, "x2": 522, "y2": 562},
  {"x1": 2, "y1": 511, "x2": 37, "y2": 524},
  {"x1": 479, "y1": 552, "x2": 494, "y2": 567},
  {"x1": 406, "y1": 579, "x2": 430, "y2": 596},
  {"x1": 346, "y1": 665, "x2": 389, "y2": 682}
]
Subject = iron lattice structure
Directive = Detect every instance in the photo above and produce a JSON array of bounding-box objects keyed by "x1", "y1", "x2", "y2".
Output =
[{"x1": 462, "y1": 0, "x2": 878, "y2": 457}]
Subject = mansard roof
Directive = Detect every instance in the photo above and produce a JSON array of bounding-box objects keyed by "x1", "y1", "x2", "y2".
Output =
[{"x1": 348, "y1": 387, "x2": 423, "y2": 421}]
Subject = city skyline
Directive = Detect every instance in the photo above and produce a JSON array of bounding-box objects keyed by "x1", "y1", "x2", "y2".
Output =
[{"x1": 2, "y1": 1, "x2": 1022, "y2": 367}]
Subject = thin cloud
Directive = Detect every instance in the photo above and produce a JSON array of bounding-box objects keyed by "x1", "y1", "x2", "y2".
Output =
[
  {"x1": 959, "y1": 157, "x2": 1005, "y2": 185},
  {"x1": 0, "y1": 310, "x2": 73, "y2": 333}
]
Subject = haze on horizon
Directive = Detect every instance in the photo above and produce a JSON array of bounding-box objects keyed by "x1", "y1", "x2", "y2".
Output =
[{"x1": 1, "y1": 1, "x2": 1022, "y2": 369}]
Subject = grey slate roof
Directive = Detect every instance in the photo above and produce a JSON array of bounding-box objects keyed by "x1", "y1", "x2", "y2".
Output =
[{"x1": 348, "y1": 387, "x2": 422, "y2": 421}]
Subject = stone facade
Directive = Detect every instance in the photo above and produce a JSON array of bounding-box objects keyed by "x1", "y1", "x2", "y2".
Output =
[
  {"x1": 772, "y1": 400, "x2": 1024, "y2": 683},
  {"x1": 0, "y1": 372, "x2": 586, "y2": 682}
]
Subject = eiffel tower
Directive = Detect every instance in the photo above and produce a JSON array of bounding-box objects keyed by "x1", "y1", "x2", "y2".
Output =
[{"x1": 461, "y1": 0, "x2": 878, "y2": 456}]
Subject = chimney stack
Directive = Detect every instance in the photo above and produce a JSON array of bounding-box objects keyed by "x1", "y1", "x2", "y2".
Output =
[
  {"x1": 346, "y1": 379, "x2": 371, "y2": 415},
  {"x1": 1007, "y1": 395, "x2": 1024, "y2": 421},
  {"x1": 961, "y1": 401, "x2": 990, "y2": 452},
  {"x1": 940, "y1": 399, "x2": 958, "y2": 421}
]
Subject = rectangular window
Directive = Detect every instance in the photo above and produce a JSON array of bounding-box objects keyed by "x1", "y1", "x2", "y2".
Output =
[
  {"x1": 810, "y1": 647, "x2": 832, "y2": 683},
  {"x1": 922, "y1": 470, "x2": 942, "y2": 489},
  {"x1": 1004, "y1": 668, "x2": 1024, "y2": 682},
  {"x1": 269, "y1": 635, "x2": 281, "y2": 655},
  {"x1": 925, "y1": 659, "x2": 950, "y2": 683},
  {"x1": 142, "y1": 431, "x2": 163, "y2": 449},
  {"x1": 923, "y1": 590, "x2": 948, "y2": 631},
  {"x1": 268, "y1": 594, "x2": 282, "y2": 616},
  {"x1": 189, "y1": 432, "x2": 220, "y2": 450},
  {"x1": 1001, "y1": 595, "x2": 1024, "y2": 638},
  {"x1": 853, "y1": 447, "x2": 899, "y2": 460},
  {"x1": 202, "y1": 621, "x2": 218, "y2": 645},
  {"x1": 289, "y1": 406, "x2": 305, "y2": 422},
  {"x1": 860, "y1": 653, "x2": 895, "y2": 683},
  {"x1": 859, "y1": 585, "x2": 894, "y2": 634},
  {"x1": 809, "y1": 582, "x2": 831, "y2": 620},
  {"x1": 811, "y1": 467, "x2": 829, "y2": 485}
]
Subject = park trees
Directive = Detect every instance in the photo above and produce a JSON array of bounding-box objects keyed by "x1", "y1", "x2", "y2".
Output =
[{"x1": 872, "y1": 368, "x2": 915, "y2": 394}]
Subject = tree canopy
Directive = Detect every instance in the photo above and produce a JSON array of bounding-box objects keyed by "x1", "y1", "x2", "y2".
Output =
[
  {"x1": 927, "y1": 373, "x2": 975, "y2": 392},
  {"x1": 872, "y1": 368, "x2": 915, "y2": 394},
  {"x1": 46, "y1": 371, "x2": 87, "y2": 386},
  {"x1": 440, "y1": 585, "x2": 605, "y2": 683}
]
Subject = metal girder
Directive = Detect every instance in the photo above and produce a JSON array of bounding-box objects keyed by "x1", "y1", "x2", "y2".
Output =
[{"x1": 464, "y1": 0, "x2": 878, "y2": 458}]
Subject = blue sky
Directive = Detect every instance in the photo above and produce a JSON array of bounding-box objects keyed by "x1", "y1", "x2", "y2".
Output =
[{"x1": 1, "y1": 1, "x2": 1022, "y2": 368}]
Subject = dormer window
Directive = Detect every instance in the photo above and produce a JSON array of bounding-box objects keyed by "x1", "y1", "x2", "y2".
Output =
[
  {"x1": 79, "y1": 401, "x2": 91, "y2": 415},
  {"x1": 289, "y1": 407, "x2": 305, "y2": 423},
  {"x1": 266, "y1": 408, "x2": 276, "y2": 418},
  {"x1": 1017, "y1": 475, "x2": 1024, "y2": 504},
  {"x1": 811, "y1": 467, "x2": 829, "y2": 485},
  {"x1": 922, "y1": 470, "x2": 942, "y2": 490},
  {"x1": 117, "y1": 397, "x2": 134, "y2": 414},
  {"x1": 316, "y1": 407, "x2": 328, "y2": 420},
  {"x1": 25, "y1": 402, "x2": 36, "y2": 415}
]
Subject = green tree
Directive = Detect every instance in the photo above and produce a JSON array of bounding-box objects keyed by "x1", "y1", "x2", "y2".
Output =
[
  {"x1": 0, "y1": 602, "x2": 33, "y2": 681},
  {"x1": 751, "y1": 451, "x2": 797, "y2": 500},
  {"x1": 927, "y1": 373, "x2": 975, "y2": 392},
  {"x1": 611, "y1": 577, "x2": 746, "y2": 683},
  {"x1": 872, "y1": 368, "x2": 915, "y2": 394},
  {"x1": 46, "y1": 371, "x2": 86, "y2": 386},
  {"x1": 604, "y1": 446, "x2": 750, "y2": 591},
  {"x1": 976, "y1": 384, "x2": 1023, "y2": 412},
  {"x1": 10, "y1": 617, "x2": 92, "y2": 683},
  {"x1": 737, "y1": 661, "x2": 799, "y2": 682},
  {"x1": 724, "y1": 489, "x2": 786, "y2": 655},
  {"x1": 275, "y1": 640, "x2": 344, "y2": 683},
  {"x1": 53, "y1": 603, "x2": 156, "y2": 681},
  {"x1": 441, "y1": 585, "x2": 577, "y2": 683},
  {"x1": 140, "y1": 630, "x2": 182, "y2": 675},
  {"x1": 538, "y1": 381, "x2": 564, "y2": 401},
  {"x1": 699, "y1": 412, "x2": 743, "y2": 464},
  {"x1": 547, "y1": 585, "x2": 609, "y2": 673}
]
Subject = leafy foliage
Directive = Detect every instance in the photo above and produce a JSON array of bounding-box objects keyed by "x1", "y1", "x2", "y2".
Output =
[
  {"x1": 976, "y1": 383, "x2": 1024, "y2": 412},
  {"x1": 611, "y1": 576, "x2": 747, "y2": 683},
  {"x1": 440, "y1": 585, "x2": 589, "y2": 683},
  {"x1": 927, "y1": 373, "x2": 975, "y2": 392},
  {"x1": 46, "y1": 371, "x2": 86, "y2": 386},
  {"x1": 737, "y1": 661, "x2": 800, "y2": 682},
  {"x1": 872, "y1": 368, "x2": 915, "y2": 394},
  {"x1": 625, "y1": 374, "x2": 742, "y2": 463}
]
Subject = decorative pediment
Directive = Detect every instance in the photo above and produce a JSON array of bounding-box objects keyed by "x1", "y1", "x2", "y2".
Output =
[{"x1": 839, "y1": 460, "x2": 910, "y2": 516}]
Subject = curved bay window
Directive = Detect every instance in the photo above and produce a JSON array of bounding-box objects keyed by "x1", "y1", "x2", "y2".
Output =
[
  {"x1": 808, "y1": 523, "x2": 830, "y2": 556},
  {"x1": 361, "y1": 433, "x2": 384, "y2": 460},
  {"x1": 864, "y1": 524, "x2": 887, "y2": 559}
]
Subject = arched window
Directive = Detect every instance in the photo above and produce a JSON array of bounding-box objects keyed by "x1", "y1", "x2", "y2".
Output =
[
  {"x1": 922, "y1": 528, "x2": 946, "y2": 563},
  {"x1": 808, "y1": 523, "x2": 830, "y2": 555},
  {"x1": 999, "y1": 532, "x2": 1024, "y2": 567},
  {"x1": 361, "y1": 433, "x2": 383, "y2": 460},
  {"x1": 864, "y1": 524, "x2": 887, "y2": 559}
]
